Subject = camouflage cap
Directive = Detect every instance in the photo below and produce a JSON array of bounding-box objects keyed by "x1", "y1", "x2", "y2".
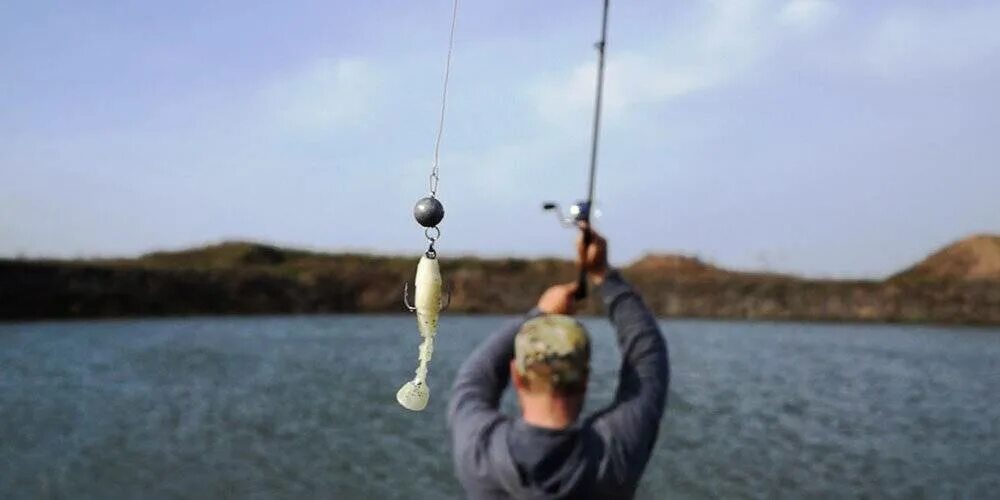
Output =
[{"x1": 514, "y1": 314, "x2": 590, "y2": 391}]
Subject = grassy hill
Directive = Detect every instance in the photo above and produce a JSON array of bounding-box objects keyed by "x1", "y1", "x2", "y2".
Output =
[{"x1": 891, "y1": 235, "x2": 1000, "y2": 282}]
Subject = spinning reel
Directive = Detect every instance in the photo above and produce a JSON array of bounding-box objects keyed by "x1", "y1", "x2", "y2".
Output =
[{"x1": 542, "y1": 200, "x2": 600, "y2": 228}]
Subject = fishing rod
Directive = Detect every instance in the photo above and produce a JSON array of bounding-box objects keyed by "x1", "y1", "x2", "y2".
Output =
[{"x1": 543, "y1": 0, "x2": 610, "y2": 301}]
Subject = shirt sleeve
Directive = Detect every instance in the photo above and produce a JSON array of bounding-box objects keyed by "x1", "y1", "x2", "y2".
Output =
[
  {"x1": 447, "y1": 309, "x2": 541, "y2": 488},
  {"x1": 592, "y1": 270, "x2": 670, "y2": 486}
]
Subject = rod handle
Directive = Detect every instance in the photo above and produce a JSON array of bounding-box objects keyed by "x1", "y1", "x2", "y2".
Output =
[{"x1": 574, "y1": 227, "x2": 592, "y2": 301}]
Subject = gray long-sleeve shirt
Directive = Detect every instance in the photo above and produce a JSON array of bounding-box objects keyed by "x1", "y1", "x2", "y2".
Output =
[{"x1": 447, "y1": 271, "x2": 669, "y2": 499}]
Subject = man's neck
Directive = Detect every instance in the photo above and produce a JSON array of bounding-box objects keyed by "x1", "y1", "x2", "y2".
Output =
[{"x1": 519, "y1": 394, "x2": 581, "y2": 430}]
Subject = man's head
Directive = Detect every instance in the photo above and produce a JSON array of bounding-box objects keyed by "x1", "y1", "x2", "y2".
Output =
[{"x1": 511, "y1": 314, "x2": 591, "y2": 428}]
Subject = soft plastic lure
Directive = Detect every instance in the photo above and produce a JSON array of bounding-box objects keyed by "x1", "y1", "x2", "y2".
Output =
[
  {"x1": 396, "y1": 255, "x2": 444, "y2": 411},
  {"x1": 396, "y1": 0, "x2": 458, "y2": 411}
]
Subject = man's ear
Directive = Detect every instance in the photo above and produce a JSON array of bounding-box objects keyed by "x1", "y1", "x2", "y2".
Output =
[{"x1": 510, "y1": 359, "x2": 525, "y2": 390}]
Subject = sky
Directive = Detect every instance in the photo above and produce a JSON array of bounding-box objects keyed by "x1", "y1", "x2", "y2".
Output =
[{"x1": 2, "y1": 0, "x2": 999, "y2": 278}]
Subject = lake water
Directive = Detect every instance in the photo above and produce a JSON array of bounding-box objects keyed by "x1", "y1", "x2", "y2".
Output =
[{"x1": 1, "y1": 315, "x2": 998, "y2": 499}]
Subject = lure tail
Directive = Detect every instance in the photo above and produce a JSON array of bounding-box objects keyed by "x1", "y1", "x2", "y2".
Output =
[{"x1": 396, "y1": 379, "x2": 430, "y2": 412}]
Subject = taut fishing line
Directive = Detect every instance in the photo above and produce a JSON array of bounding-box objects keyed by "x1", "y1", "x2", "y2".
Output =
[{"x1": 396, "y1": 0, "x2": 459, "y2": 412}]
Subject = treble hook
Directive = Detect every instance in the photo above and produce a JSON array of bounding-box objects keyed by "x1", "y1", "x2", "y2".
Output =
[
  {"x1": 441, "y1": 287, "x2": 452, "y2": 311},
  {"x1": 402, "y1": 281, "x2": 451, "y2": 312},
  {"x1": 403, "y1": 282, "x2": 416, "y2": 312}
]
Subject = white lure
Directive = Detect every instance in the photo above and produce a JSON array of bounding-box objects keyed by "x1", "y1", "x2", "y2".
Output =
[{"x1": 396, "y1": 255, "x2": 444, "y2": 411}]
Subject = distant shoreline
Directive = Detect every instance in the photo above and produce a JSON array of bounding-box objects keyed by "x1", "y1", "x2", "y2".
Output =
[
  {"x1": 2, "y1": 236, "x2": 998, "y2": 325},
  {"x1": 3, "y1": 310, "x2": 999, "y2": 330}
]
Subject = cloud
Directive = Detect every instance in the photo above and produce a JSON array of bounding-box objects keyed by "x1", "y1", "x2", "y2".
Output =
[
  {"x1": 259, "y1": 58, "x2": 380, "y2": 132},
  {"x1": 865, "y1": 4, "x2": 1000, "y2": 77},
  {"x1": 532, "y1": 51, "x2": 731, "y2": 124},
  {"x1": 530, "y1": 0, "x2": 836, "y2": 124},
  {"x1": 777, "y1": 0, "x2": 837, "y2": 32}
]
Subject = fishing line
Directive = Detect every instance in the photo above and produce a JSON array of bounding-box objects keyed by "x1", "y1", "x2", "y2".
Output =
[{"x1": 429, "y1": 0, "x2": 459, "y2": 198}]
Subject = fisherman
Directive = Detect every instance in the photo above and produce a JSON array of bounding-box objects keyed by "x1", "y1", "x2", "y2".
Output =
[{"x1": 448, "y1": 226, "x2": 669, "y2": 499}]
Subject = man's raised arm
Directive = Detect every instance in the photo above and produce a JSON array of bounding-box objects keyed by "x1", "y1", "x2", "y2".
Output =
[
  {"x1": 582, "y1": 229, "x2": 669, "y2": 486},
  {"x1": 448, "y1": 313, "x2": 528, "y2": 444}
]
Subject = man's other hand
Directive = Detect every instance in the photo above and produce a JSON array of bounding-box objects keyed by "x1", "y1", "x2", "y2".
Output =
[{"x1": 537, "y1": 282, "x2": 579, "y2": 315}]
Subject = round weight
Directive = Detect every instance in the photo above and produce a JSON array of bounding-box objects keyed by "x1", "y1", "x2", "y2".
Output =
[{"x1": 413, "y1": 197, "x2": 445, "y2": 227}]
